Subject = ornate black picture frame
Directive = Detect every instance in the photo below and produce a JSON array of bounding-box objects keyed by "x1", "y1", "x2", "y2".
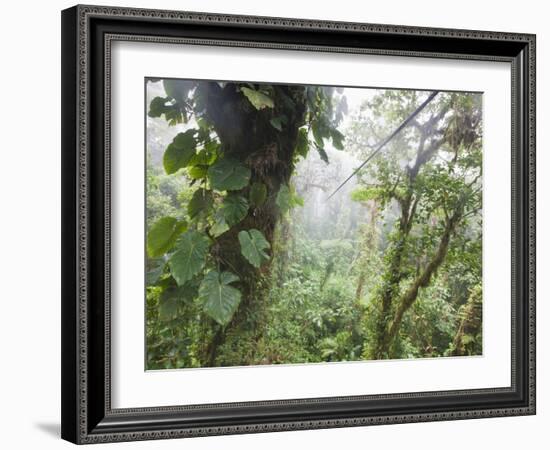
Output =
[{"x1": 61, "y1": 4, "x2": 536, "y2": 444}]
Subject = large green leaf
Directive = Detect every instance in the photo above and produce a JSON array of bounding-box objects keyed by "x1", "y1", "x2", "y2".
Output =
[
  {"x1": 240, "y1": 87, "x2": 274, "y2": 110},
  {"x1": 189, "y1": 147, "x2": 217, "y2": 166},
  {"x1": 148, "y1": 96, "x2": 184, "y2": 125},
  {"x1": 187, "y1": 148, "x2": 216, "y2": 180},
  {"x1": 163, "y1": 79, "x2": 193, "y2": 102},
  {"x1": 188, "y1": 189, "x2": 213, "y2": 220},
  {"x1": 238, "y1": 229, "x2": 270, "y2": 268},
  {"x1": 163, "y1": 130, "x2": 197, "y2": 174},
  {"x1": 199, "y1": 271, "x2": 241, "y2": 326},
  {"x1": 221, "y1": 194, "x2": 249, "y2": 226},
  {"x1": 148, "y1": 96, "x2": 168, "y2": 118},
  {"x1": 249, "y1": 182, "x2": 267, "y2": 207},
  {"x1": 147, "y1": 217, "x2": 187, "y2": 258},
  {"x1": 207, "y1": 158, "x2": 251, "y2": 191},
  {"x1": 168, "y1": 231, "x2": 210, "y2": 286}
]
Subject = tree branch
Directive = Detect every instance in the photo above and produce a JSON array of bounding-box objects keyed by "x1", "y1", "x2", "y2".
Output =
[{"x1": 382, "y1": 198, "x2": 465, "y2": 350}]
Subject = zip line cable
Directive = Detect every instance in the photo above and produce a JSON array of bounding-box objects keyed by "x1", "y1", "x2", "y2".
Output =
[{"x1": 326, "y1": 91, "x2": 439, "y2": 201}]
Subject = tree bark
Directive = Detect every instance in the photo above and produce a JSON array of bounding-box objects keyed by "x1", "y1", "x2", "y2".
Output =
[
  {"x1": 202, "y1": 83, "x2": 307, "y2": 365},
  {"x1": 372, "y1": 191, "x2": 417, "y2": 358},
  {"x1": 375, "y1": 205, "x2": 463, "y2": 356},
  {"x1": 355, "y1": 201, "x2": 379, "y2": 303}
]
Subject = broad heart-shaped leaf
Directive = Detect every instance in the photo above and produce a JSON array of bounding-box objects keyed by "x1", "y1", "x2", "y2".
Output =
[
  {"x1": 199, "y1": 271, "x2": 241, "y2": 326},
  {"x1": 147, "y1": 217, "x2": 187, "y2": 258},
  {"x1": 188, "y1": 189, "x2": 214, "y2": 220},
  {"x1": 148, "y1": 96, "x2": 168, "y2": 118},
  {"x1": 238, "y1": 229, "x2": 271, "y2": 268},
  {"x1": 148, "y1": 96, "x2": 185, "y2": 125},
  {"x1": 240, "y1": 87, "x2": 274, "y2": 110},
  {"x1": 207, "y1": 158, "x2": 251, "y2": 191},
  {"x1": 249, "y1": 182, "x2": 267, "y2": 207},
  {"x1": 168, "y1": 231, "x2": 210, "y2": 286},
  {"x1": 221, "y1": 194, "x2": 249, "y2": 227},
  {"x1": 163, "y1": 79, "x2": 193, "y2": 102},
  {"x1": 163, "y1": 130, "x2": 197, "y2": 174},
  {"x1": 275, "y1": 184, "x2": 292, "y2": 214},
  {"x1": 174, "y1": 130, "x2": 196, "y2": 149}
]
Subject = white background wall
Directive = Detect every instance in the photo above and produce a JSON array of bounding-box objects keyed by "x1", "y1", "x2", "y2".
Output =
[{"x1": 0, "y1": 0, "x2": 545, "y2": 448}]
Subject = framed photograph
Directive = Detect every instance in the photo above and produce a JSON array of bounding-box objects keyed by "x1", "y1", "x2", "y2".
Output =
[{"x1": 61, "y1": 4, "x2": 536, "y2": 444}]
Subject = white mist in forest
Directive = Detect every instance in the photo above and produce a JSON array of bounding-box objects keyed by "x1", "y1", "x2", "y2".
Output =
[{"x1": 290, "y1": 87, "x2": 379, "y2": 242}]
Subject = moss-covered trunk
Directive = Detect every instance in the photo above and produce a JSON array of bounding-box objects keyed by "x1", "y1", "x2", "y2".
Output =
[{"x1": 202, "y1": 84, "x2": 307, "y2": 365}]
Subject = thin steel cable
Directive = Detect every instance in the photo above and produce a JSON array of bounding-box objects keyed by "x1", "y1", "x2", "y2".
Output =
[{"x1": 326, "y1": 91, "x2": 439, "y2": 200}]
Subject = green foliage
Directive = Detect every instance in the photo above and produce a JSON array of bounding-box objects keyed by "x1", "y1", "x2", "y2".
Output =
[
  {"x1": 221, "y1": 194, "x2": 249, "y2": 227},
  {"x1": 347, "y1": 90, "x2": 483, "y2": 360},
  {"x1": 207, "y1": 158, "x2": 251, "y2": 191},
  {"x1": 148, "y1": 97, "x2": 185, "y2": 125},
  {"x1": 210, "y1": 210, "x2": 230, "y2": 237},
  {"x1": 330, "y1": 129, "x2": 345, "y2": 150},
  {"x1": 276, "y1": 184, "x2": 291, "y2": 214},
  {"x1": 146, "y1": 216, "x2": 187, "y2": 258},
  {"x1": 294, "y1": 127, "x2": 309, "y2": 158},
  {"x1": 146, "y1": 162, "x2": 189, "y2": 224},
  {"x1": 163, "y1": 129, "x2": 197, "y2": 174},
  {"x1": 146, "y1": 260, "x2": 166, "y2": 285},
  {"x1": 187, "y1": 188, "x2": 213, "y2": 220},
  {"x1": 168, "y1": 231, "x2": 210, "y2": 286},
  {"x1": 350, "y1": 186, "x2": 384, "y2": 203},
  {"x1": 240, "y1": 87, "x2": 274, "y2": 110},
  {"x1": 199, "y1": 271, "x2": 242, "y2": 325},
  {"x1": 159, "y1": 283, "x2": 197, "y2": 322},
  {"x1": 163, "y1": 79, "x2": 193, "y2": 103},
  {"x1": 305, "y1": 86, "x2": 347, "y2": 163},
  {"x1": 276, "y1": 184, "x2": 303, "y2": 214},
  {"x1": 238, "y1": 229, "x2": 271, "y2": 268},
  {"x1": 145, "y1": 78, "x2": 481, "y2": 370}
]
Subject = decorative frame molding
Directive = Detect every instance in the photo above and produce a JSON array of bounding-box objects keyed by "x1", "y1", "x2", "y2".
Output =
[{"x1": 61, "y1": 4, "x2": 536, "y2": 444}]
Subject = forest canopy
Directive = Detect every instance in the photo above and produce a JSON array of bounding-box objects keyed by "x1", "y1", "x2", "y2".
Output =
[{"x1": 145, "y1": 79, "x2": 483, "y2": 369}]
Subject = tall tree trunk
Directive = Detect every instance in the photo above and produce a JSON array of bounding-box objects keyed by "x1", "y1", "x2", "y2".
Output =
[
  {"x1": 202, "y1": 84, "x2": 307, "y2": 365},
  {"x1": 372, "y1": 192, "x2": 417, "y2": 358},
  {"x1": 355, "y1": 201, "x2": 379, "y2": 303},
  {"x1": 374, "y1": 202, "x2": 464, "y2": 358}
]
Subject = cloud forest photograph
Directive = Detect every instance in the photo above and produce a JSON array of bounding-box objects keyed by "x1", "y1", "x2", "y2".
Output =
[{"x1": 145, "y1": 78, "x2": 483, "y2": 370}]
